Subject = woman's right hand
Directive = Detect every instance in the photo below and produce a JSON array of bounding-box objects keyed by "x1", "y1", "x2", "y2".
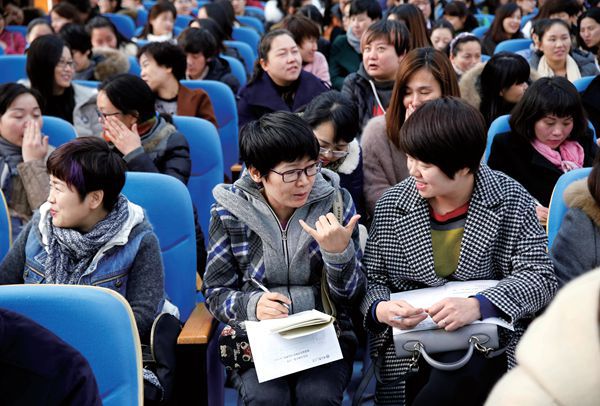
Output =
[
  {"x1": 21, "y1": 120, "x2": 48, "y2": 162},
  {"x1": 375, "y1": 300, "x2": 428, "y2": 330},
  {"x1": 256, "y1": 292, "x2": 291, "y2": 320}
]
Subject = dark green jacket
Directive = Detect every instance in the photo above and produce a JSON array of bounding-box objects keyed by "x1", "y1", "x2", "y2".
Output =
[{"x1": 329, "y1": 35, "x2": 361, "y2": 90}]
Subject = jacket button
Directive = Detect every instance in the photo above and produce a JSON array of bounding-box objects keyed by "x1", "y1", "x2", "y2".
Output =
[{"x1": 115, "y1": 279, "x2": 123, "y2": 288}]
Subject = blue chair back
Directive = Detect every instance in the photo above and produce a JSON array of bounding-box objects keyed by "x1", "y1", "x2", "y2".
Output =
[
  {"x1": 42, "y1": 116, "x2": 78, "y2": 147},
  {"x1": 104, "y1": 13, "x2": 136, "y2": 40},
  {"x1": 175, "y1": 14, "x2": 194, "y2": 28},
  {"x1": 6, "y1": 25, "x2": 27, "y2": 37},
  {"x1": 237, "y1": 15, "x2": 264, "y2": 34},
  {"x1": 220, "y1": 54, "x2": 247, "y2": 88},
  {"x1": 573, "y1": 75, "x2": 596, "y2": 93},
  {"x1": 485, "y1": 114, "x2": 511, "y2": 162},
  {"x1": 224, "y1": 40, "x2": 256, "y2": 74},
  {"x1": 474, "y1": 13, "x2": 494, "y2": 27},
  {"x1": 143, "y1": 0, "x2": 156, "y2": 9},
  {"x1": 0, "y1": 55, "x2": 27, "y2": 84},
  {"x1": 128, "y1": 55, "x2": 141, "y2": 75},
  {"x1": 521, "y1": 11, "x2": 537, "y2": 28},
  {"x1": 244, "y1": 6, "x2": 265, "y2": 17},
  {"x1": 73, "y1": 79, "x2": 101, "y2": 88},
  {"x1": 136, "y1": 8, "x2": 148, "y2": 27},
  {"x1": 122, "y1": 172, "x2": 197, "y2": 321},
  {"x1": 494, "y1": 38, "x2": 533, "y2": 54},
  {"x1": 471, "y1": 25, "x2": 489, "y2": 39},
  {"x1": 172, "y1": 116, "x2": 224, "y2": 238},
  {"x1": 481, "y1": 54, "x2": 490, "y2": 62},
  {"x1": 0, "y1": 189, "x2": 11, "y2": 260},
  {"x1": 0, "y1": 285, "x2": 143, "y2": 406},
  {"x1": 181, "y1": 80, "x2": 239, "y2": 179},
  {"x1": 547, "y1": 168, "x2": 593, "y2": 248},
  {"x1": 232, "y1": 26, "x2": 260, "y2": 56},
  {"x1": 0, "y1": 47, "x2": 3, "y2": 55}
]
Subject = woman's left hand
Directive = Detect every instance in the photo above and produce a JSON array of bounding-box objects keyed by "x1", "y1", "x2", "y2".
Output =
[
  {"x1": 103, "y1": 115, "x2": 142, "y2": 156},
  {"x1": 299, "y1": 213, "x2": 360, "y2": 253},
  {"x1": 427, "y1": 297, "x2": 481, "y2": 332}
]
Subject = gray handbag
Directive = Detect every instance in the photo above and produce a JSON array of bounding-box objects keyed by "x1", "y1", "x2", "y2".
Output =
[{"x1": 393, "y1": 323, "x2": 500, "y2": 371}]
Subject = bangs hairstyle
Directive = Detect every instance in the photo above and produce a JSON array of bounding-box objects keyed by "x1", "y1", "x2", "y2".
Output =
[
  {"x1": 449, "y1": 32, "x2": 480, "y2": 56},
  {"x1": 240, "y1": 111, "x2": 319, "y2": 176},
  {"x1": 138, "y1": 41, "x2": 186, "y2": 81},
  {"x1": 0, "y1": 83, "x2": 43, "y2": 116},
  {"x1": 26, "y1": 35, "x2": 67, "y2": 101},
  {"x1": 349, "y1": 0, "x2": 382, "y2": 20},
  {"x1": 278, "y1": 14, "x2": 320, "y2": 45},
  {"x1": 487, "y1": 3, "x2": 522, "y2": 43},
  {"x1": 386, "y1": 47, "x2": 460, "y2": 148},
  {"x1": 248, "y1": 29, "x2": 294, "y2": 85},
  {"x1": 178, "y1": 27, "x2": 218, "y2": 58},
  {"x1": 47, "y1": 137, "x2": 127, "y2": 211},
  {"x1": 479, "y1": 52, "x2": 530, "y2": 124},
  {"x1": 302, "y1": 91, "x2": 359, "y2": 143},
  {"x1": 86, "y1": 16, "x2": 128, "y2": 48},
  {"x1": 399, "y1": 97, "x2": 486, "y2": 178},
  {"x1": 99, "y1": 74, "x2": 156, "y2": 123},
  {"x1": 510, "y1": 76, "x2": 587, "y2": 142},
  {"x1": 361, "y1": 19, "x2": 410, "y2": 56}
]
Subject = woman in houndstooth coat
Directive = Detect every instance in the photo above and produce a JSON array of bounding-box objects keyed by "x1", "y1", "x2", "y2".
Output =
[{"x1": 360, "y1": 98, "x2": 558, "y2": 405}]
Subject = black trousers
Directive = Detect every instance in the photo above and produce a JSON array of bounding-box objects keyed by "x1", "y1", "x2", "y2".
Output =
[{"x1": 406, "y1": 350, "x2": 507, "y2": 406}]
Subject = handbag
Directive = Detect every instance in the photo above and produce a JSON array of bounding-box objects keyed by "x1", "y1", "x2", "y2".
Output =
[{"x1": 217, "y1": 189, "x2": 346, "y2": 370}]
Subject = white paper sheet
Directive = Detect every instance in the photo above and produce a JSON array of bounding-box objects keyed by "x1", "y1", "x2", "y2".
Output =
[
  {"x1": 246, "y1": 319, "x2": 343, "y2": 382},
  {"x1": 390, "y1": 280, "x2": 514, "y2": 335}
]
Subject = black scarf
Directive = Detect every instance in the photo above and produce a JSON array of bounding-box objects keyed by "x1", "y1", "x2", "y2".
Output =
[{"x1": 0, "y1": 136, "x2": 23, "y2": 203}]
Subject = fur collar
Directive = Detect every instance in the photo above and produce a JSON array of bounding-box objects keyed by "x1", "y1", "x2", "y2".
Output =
[
  {"x1": 337, "y1": 139, "x2": 360, "y2": 174},
  {"x1": 564, "y1": 179, "x2": 600, "y2": 227}
]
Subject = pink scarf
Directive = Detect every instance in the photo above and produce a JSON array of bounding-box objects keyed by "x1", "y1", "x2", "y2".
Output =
[{"x1": 531, "y1": 139, "x2": 585, "y2": 172}]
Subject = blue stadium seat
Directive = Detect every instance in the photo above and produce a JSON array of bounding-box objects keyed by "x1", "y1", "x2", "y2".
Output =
[
  {"x1": 547, "y1": 168, "x2": 593, "y2": 248},
  {"x1": 42, "y1": 116, "x2": 78, "y2": 147},
  {"x1": 181, "y1": 80, "x2": 239, "y2": 179},
  {"x1": 220, "y1": 54, "x2": 247, "y2": 88},
  {"x1": 73, "y1": 80, "x2": 101, "y2": 88},
  {"x1": 245, "y1": 6, "x2": 264, "y2": 17},
  {"x1": 474, "y1": 13, "x2": 494, "y2": 27},
  {"x1": 573, "y1": 75, "x2": 596, "y2": 93},
  {"x1": 5, "y1": 25, "x2": 27, "y2": 37},
  {"x1": 104, "y1": 13, "x2": 136, "y2": 40},
  {"x1": 143, "y1": 0, "x2": 156, "y2": 9},
  {"x1": 494, "y1": 38, "x2": 533, "y2": 54},
  {"x1": 0, "y1": 189, "x2": 11, "y2": 260},
  {"x1": 122, "y1": 172, "x2": 197, "y2": 321},
  {"x1": 237, "y1": 15, "x2": 264, "y2": 34},
  {"x1": 171, "y1": 116, "x2": 224, "y2": 239},
  {"x1": 175, "y1": 14, "x2": 194, "y2": 29},
  {"x1": 128, "y1": 55, "x2": 141, "y2": 75},
  {"x1": 136, "y1": 8, "x2": 148, "y2": 27},
  {"x1": 0, "y1": 285, "x2": 143, "y2": 406},
  {"x1": 481, "y1": 54, "x2": 490, "y2": 62},
  {"x1": 0, "y1": 55, "x2": 27, "y2": 84},
  {"x1": 471, "y1": 25, "x2": 489, "y2": 39},
  {"x1": 224, "y1": 40, "x2": 256, "y2": 74},
  {"x1": 232, "y1": 26, "x2": 260, "y2": 56}
]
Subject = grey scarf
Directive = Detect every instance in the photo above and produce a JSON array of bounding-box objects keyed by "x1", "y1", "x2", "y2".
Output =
[
  {"x1": 0, "y1": 136, "x2": 23, "y2": 202},
  {"x1": 346, "y1": 28, "x2": 362, "y2": 54},
  {"x1": 44, "y1": 194, "x2": 130, "y2": 284}
]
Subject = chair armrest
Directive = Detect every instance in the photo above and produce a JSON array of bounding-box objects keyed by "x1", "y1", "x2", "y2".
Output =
[{"x1": 178, "y1": 303, "x2": 214, "y2": 345}]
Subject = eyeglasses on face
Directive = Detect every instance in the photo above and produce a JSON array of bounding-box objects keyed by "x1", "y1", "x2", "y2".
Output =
[
  {"x1": 269, "y1": 162, "x2": 321, "y2": 183},
  {"x1": 57, "y1": 59, "x2": 75, "y2": 70},
  {"x1": 96, "y1": 109, "x2": 122, "y2": 120},
  {"x1": 319, "y1": 146, "x2": 349, "y2": 158}
]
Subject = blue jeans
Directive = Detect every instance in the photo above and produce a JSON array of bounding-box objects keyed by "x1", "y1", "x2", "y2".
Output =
[{"x1": 231, "y1": 356, "x2": 353, "y2": 406}]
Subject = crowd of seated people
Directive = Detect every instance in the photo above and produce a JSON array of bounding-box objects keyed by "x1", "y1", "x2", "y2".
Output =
[{"x1": 1, "y1": 0, "x2": 600, "y2": 405}]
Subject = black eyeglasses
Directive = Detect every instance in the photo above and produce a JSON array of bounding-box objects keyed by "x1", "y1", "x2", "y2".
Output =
[
  {"x1": 96, "y1": 109, "x2": 122, "y2": 121},
  {"x1": 269, "y1": 162, "x2": 321, "y2": 183}
]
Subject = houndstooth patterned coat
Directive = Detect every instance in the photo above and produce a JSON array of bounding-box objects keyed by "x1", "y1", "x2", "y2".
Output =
[{"x1": 360, "y1": 164, "x2": 558, "y2": 405}]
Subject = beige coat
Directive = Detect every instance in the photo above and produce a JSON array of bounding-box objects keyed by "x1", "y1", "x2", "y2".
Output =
[
  {"x1": 485, "y1": 268, "x2": 600, "y2": 406},
  {"x1": 360, "y1": 115, "x2": 409, "y2": 218}
]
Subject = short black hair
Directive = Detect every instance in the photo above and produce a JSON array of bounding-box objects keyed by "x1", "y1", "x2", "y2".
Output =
[
  {"x1": 510, "y1": 76, "x2": 587, "y2": 143},
  {"x1": 349, "y1": 0, "x2": 382, "y2": 20},
  {"x1": 85, "y1": 15, "x2": 128, "y2": 48},
  {"x1": 47, "y1": 137, "x2": 127, "y2": 211},
  {"x1": 399, "y1": 97, "x2": 486, "y2": 178},
  {"x1": 99, "y1": 73, "x2": 156, "y2": 123},
  {"x1": 0, "y1": 83, "x2": 43, "y2": 116},
  {"x1": 240, "y1": 111, "x2": 319, "y2": 176},
  {"x1": 178, "y1": 27, "x2": 218, "y2": 59},
  {"x1": 362, "y1": 19, "x2": 410, "y2": 56},
  {"x1": 138, "y1": 41, "x2": 187, "y2": 81},
  {"x1": 303, "y1": 91, "x2": 359, "y2": 143},
  {"x1": 60, "y1": 23, "x2": 92, "y2": 54}
]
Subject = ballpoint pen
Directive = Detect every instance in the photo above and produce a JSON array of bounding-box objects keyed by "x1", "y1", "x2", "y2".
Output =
[{"x1": 250, "y1": 277, "x2": 290, "y2": 310}]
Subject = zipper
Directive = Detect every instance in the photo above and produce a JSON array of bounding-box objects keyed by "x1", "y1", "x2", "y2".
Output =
[
  {"x1": 91, "y1": 271, "x2": 127, "y2": 286},
  {"x1": 25, "y1": 263, "x2": 45, "y2": 280}
]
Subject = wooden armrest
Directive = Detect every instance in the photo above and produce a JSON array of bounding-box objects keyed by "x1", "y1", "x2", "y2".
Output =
[
  {"x1": 230, "y1": 164, "x2": 243, "y2": 182},
  {"x1": 178, "y1": 303, "x2": 214, "y2": 345}
]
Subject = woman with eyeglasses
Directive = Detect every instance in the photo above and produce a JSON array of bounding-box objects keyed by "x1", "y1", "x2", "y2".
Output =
[
  {"x1": 202, "y1": 111, "x2": 365, "y2": 405},
  {"x1": 25, "y1": 35, "x2": 101, "y2": 138},
  {"x1": 303, "y1": 91, "x2": 365, "y2": 221}
]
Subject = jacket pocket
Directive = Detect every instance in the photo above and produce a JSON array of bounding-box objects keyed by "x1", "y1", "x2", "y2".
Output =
[
  {"x1": 23, "y1": 261, "x2": 46, "y2": 284},
  {"x1": 91, "y1": 270, "x2": 128, "y2": 292}
]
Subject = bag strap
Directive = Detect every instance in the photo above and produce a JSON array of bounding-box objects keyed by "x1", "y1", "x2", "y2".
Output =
[{"x1": 321, "y1": 189, "x2": 344, "y2": 318}]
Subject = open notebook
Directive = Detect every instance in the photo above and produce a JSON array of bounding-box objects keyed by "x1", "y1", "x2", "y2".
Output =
[{"x1": 257, "y1": 309, "x2": 335, "y2": 339}]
